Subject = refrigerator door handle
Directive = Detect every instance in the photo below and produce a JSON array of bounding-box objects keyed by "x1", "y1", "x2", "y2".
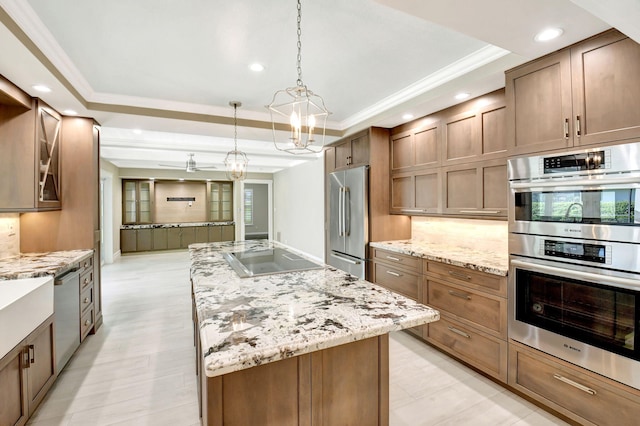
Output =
[
  {"x1": 331, "y1": 252, "x2": 361, "y2": 265},
  {"x1": 344, "y1": 187, "x2": 351, "y2": 236},
  {"x1": 338, "y1": 187, "x2": 344, "y2": 237}
]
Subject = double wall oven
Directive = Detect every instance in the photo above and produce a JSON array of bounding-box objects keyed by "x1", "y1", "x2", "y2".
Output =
[{"x1": 508, "y1": 142, "x2": 640, "y2": 390}]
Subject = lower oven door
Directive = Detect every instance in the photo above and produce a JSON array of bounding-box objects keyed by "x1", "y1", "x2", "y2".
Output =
[{"x1": 509, "y1": 256, "x2": 640, "y2": 389}]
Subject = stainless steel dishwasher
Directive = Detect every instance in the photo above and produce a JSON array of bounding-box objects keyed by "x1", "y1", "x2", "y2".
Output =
[{"x1": 54, "y1": 267, "x2": 81, "y2": 372}]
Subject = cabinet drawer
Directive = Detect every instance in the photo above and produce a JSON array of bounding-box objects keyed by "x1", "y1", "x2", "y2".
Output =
[
  {"x1": 80, "y1": 284, "x2": 93, "y2": 314},
  {"x1": 373, "y1": 263, "x2": 421, "y2": 301},
  {"x1": 426, "y1": 315, "x2": 506, "y2": 382},
  {"x1": 80, "y1": 308, "x2": 94, "y2": 342},
  {"x1": 426, "y1": 261, "x2": 506, "y2": 296},
  {"x1": 80, "y1": 269, "x2": 93, "y2": 291},
  {"x1": 79, "y1": 255, "x2": 93, "y2": 275},
  {"x1": 372, "y1": 248, "x2": 422, "y2": 273},
  {"x1": 427, "y1": 278, "x2": 506, "y2": 338},
  {"x1": 509, "y1": 342, "x2": 640, "y2": 426}
]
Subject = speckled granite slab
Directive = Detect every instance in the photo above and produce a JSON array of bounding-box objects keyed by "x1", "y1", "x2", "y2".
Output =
[
  {"x1": 190, "y1": 240, "x2": 439, "y2": 378},
  {"x1": 121, "y1": 221, "x2": 234, "y2": 230},
  {"x1": 370, "y1": 240, "x2": 508, "y2": 276},
  {"x1": 0, "y1": 250, "x2": 93, "y2": 280}
]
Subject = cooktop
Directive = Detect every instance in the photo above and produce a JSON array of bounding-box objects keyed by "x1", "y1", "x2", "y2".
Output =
[{"x1": 223, "y1": 247, "x2": 323, "y2": 278}]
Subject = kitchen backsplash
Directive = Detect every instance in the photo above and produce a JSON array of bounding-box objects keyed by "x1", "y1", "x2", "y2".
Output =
[
  {"x1": 0, "y1": 213, "x2": 20, "y2": 259},
  {"x1": 411, "y1": 216, "x2": 508, "y2": 253}
]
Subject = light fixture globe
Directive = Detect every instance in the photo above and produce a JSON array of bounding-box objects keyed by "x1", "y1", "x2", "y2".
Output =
[
  {"x1": 224, "y1": 101, "x2": 249, "y2": 181},
  {"x1": 268, "y1": 84, "x2": 329, "y2": 154},
  {"x1": 267, "y1": 0, "x2": 331, "y2": 155}
]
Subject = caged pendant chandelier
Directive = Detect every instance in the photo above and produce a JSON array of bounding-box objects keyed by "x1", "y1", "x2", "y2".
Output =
[
  {"x1": 267, "y1": 0, "x2": 330, "y2": 155},
  {"x1": 224, "y1": 101, "x2": 249, "y2": 181}
]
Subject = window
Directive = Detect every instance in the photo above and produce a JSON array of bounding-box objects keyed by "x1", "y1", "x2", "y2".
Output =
[{"x1": 244, "y1": 188, "x2": 253, "y2": 225}]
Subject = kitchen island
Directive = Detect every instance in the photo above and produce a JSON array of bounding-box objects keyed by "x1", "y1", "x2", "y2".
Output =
[{"x1": 190, "y1": 240, "x2": 439, "y2": 426}]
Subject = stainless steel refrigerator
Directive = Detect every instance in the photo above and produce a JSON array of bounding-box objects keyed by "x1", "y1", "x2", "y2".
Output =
[{"x1": 328, "y1": 165, "x2": 368, "y2": 279}]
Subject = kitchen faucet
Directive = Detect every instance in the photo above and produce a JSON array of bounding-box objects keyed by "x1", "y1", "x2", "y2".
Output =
[{"x1": 563, "y1": 202, "x2": 583, "y2": 220}]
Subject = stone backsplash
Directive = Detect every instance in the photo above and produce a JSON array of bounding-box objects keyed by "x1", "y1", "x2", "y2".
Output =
[
  {"x1": 0, "y1": 213, "x2": 20, "y2": 260},
  {"x1": 411, "y1": 216, "x2": 507, "y2": 254}
]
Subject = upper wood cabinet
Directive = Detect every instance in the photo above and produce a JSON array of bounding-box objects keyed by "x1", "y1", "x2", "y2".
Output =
[
  {"x1": 506, "y1": 29, "x2": 640, "y2": 155},
  {"x1": 207, "y1": 181, "x2": 233, "y2": 222},
  {"x1": 0, "y1": 97, "x2": 62, "y2": 212},
  {"x1": 390, "y1": 169, "x2": 441, "y2": 215},
  {"x1": 442, "y1": 101, "x2": 508, "y2": 166},
  {"x1": 390, "y1": 121, "x2": 440, "y2": 172},
  {"x1": 331, "y1": 129, "x2": 370, "y2": 170},
  {"x1": 122, "y1": 179, "x2": 155, "y2": 224}
]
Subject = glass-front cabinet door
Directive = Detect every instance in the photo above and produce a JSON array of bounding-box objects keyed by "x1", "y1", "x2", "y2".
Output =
[
  {"x1": 122, "y1": 179, "x2": 154, "y2": 224},
  {"x1": 208, "y1": 181, "x2": 233, "y2": 222}
]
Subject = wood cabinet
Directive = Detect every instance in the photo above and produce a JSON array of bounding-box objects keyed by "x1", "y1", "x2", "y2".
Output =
[
  {"x1": 423, "y1": 260, "x2": 508, "y2": 382},
  {"x1": 0, "y1": 315, "x2": 56, "y2": 426},
  {"x1": 207, "y1": 181, "x2": 233, "y2": 222},
  {"x1": 331, "y1": 129, "x2": 370, "y2": 170},
  {"x1": 197, "y1": 328, "x2": 389, "y2": 426},
  {"x1": 121, "y1": 225, "x2": 235, "y2": 253},
  {"x1": 390, "y1": 121, "x2": 440, "y2": 172},
  {"x1": 442, "y1": 159, "x2": 508, "y2": 217},
  {"x1": 389, "y1": 90, "x2": 507, "y2": 219},
  {"x1": 20, "y1": 116, "x2": 103, "y2": 333},
  {"x1": 0, "y1": 96, "x2": 62, "y2": 212},
  {"x1": 509, "y1": 340, "x2": 640, "y2": 426},
  {"x1": 370, "y1": 247, "x2": 508, "y2": 383},
  {"x1": 506, "y1": 29, "x2": 640, "y2": 155},
  {"x1": 122, "y1": 179, "x2": 155, "y2": 224}
]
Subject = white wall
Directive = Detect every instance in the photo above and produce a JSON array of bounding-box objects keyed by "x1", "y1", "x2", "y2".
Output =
[
  {"x1": 100, "y1": 159, "x2": 121, "y2": 261},
  {"x1": 273, "y1": 157, "x2": 324, "y2": 260}
]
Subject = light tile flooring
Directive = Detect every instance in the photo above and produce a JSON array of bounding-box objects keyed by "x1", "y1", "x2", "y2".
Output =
[{"x1": 27, "y1": 250, "x2": 569, "y2": 426}]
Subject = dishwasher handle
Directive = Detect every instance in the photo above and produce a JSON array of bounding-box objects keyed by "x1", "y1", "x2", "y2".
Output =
[{"x1": 54, "y1": 268, "x2": 81, "y2": 285}]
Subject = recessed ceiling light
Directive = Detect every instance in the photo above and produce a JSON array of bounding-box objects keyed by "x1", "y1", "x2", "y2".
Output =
[
  {"x1": 402, "y1": 113, "x2": 414, "y2": 120},
  {"x1": 455, "y1": 92, "x2": 470, "y2": 100},
  {"x1": 32, "y1": 84, "x2": 51, "y2": 93},
  {"x1": 132, "y1": 129, "x2": 142, "y2": 135},
  {"x1": 249, "y1": 63, "x2": 265, "y2": 72},
  {"x1": 63, "y1": 109, "x2": 78, "y2": 116},
  {"x1": 535, "y1": 28, "x2": 563, "y2": 42}
]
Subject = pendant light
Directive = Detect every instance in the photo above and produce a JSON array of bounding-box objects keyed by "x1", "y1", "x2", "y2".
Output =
[
  {"x1": 267, "y1": 0, "x2": 330, "y2": 155},
  {"x1": 224, "y1": 101, "x2": 249, "y2": 180}
]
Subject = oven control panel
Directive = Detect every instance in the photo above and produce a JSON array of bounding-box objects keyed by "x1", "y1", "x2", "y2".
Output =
[
  {"x1": 541, "y1": 150, "x2": 611, "y2": 174},
  {"x1": 541, "y1": 239, "x2": 611, "y2": 265}
]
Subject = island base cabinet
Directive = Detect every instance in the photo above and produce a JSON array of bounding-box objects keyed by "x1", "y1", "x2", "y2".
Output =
[
  {"x1": 0, "y1": 342, "x2": 28, "y2": 426},
  {"x1": 509, "y1": 341, "x2": 640, "y2": 426},
  {"x1": 200, "y1": 335, "x2": 389, "y2": 426}
]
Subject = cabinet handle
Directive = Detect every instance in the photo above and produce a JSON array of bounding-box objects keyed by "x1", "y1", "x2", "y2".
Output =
[
  {"x1": 447, "y1": 326, "x2": 471, "y2": 339},
  {"x1": 29, "y1": 344, "x2": 35, "y2": 363},
  {"x1": 386, "y1": 270, "x2": 402, "y2": 277},
  {"x1": 459, "y1": 210, "x2": 500, "y2": 214},
  {"x1": 448, "y1": 290, "x2": 471, "y2": 300},
  {"x1": 386, "y1": 256, "x2": 401, "y2": 262},
  {"x1": 575, "y1": 116, "x2": 581, "y2": 137},
  {"x1": 84, "y1": 297, "x2": 90, "y2": 303},
  {"x1": 564, "y1": 118, "x2": 569, "y2": 139},
  {"x1": 448, "y1": 270, "x2": 471, "y2": 281},
  {"x1": 84, "y1": 261, "x2": 89, "y2": 268},
  {"x1": 553, "y1": 373, "x2": 596, "y2": 395},
  {"x1": 23, "y1": 348, "x2": 30, "y2": 368},
  {"x1": 85, "y1": 319, "x2": 91, "y2": 326}
]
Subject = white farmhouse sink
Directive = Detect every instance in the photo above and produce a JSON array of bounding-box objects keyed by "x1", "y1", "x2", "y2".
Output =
[{"x1": 0, "y1": 276, "x2": 54, "y2": 359}]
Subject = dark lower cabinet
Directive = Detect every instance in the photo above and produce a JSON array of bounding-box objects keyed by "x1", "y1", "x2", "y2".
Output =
[
  {"x1": 152, "y1": 228, "x2": 168, "y2": 250},
  {"x1": 167, "y1": 228, "x2": 181, "y2": 249},
  {"x1": 122, "y1": 226, "x2": 235, "y2": 253},
  {"x1": 0, "y1": 315, "x2": 56, "y2": 426}
]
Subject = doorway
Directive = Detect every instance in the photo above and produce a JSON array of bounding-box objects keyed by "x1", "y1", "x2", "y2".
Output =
[{"x1": 241, "y1": 180, "x2": 272, "y2": 241}]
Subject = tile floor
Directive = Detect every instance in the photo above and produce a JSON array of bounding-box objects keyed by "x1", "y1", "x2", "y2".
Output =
[{"x1": 27, "y1": 250, "x2": 569, "y2": 426}]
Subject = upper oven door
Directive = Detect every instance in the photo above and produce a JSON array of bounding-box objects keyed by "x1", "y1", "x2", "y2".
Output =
[{"x1": 509, "y1": 175, "x2": 640, "y2": 242}]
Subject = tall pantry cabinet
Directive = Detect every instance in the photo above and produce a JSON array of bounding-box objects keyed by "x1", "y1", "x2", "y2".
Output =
[{"x1": 20, "y1": 116, "x2": 103, "y2": 332}]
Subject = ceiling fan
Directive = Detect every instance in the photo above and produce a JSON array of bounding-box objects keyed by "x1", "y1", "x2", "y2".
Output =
[{"x1": 158, "y1": 153, "x2": 217, "y2": 173}]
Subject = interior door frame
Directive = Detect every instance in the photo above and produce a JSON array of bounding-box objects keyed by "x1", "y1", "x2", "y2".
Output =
[{"x1": 238, "y1": 179, "x2": 273, "y2": 241}]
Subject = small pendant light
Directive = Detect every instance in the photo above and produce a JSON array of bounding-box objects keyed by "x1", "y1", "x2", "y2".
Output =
[
  {"x1": 267, "y1": 0, "x2": 330, "y2": 155},
  {"x1": 224, "y1": 101, "x2": 249, "y2": 180}
]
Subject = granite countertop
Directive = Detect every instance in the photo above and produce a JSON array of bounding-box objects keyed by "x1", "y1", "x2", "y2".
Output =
[
  {"x1": 0, "y1": 250, "x2": 94, "y2": 280},
  {"x1": 121, "y1": 221, "x2": 234, "y2": 230},
  {"x1": 190, "y1": 240, "x2": 439, "y2": 378},
  {"x1": 370, "y1": 240, "x2": 508, "y2": 276}
]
